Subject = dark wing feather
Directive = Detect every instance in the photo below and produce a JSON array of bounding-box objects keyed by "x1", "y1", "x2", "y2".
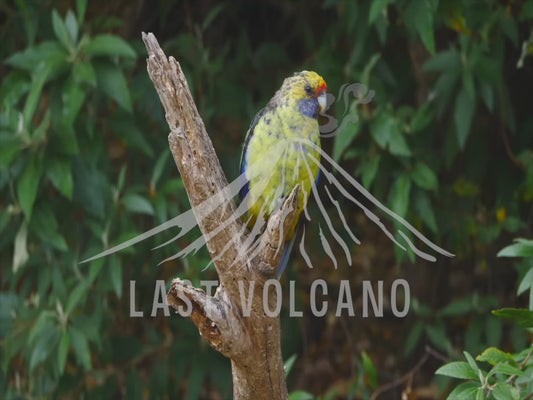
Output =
[{"x1": 239, "y1": 106, "x2": 269, "y2": 200}]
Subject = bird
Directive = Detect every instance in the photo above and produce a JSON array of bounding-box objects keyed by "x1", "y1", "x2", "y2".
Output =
[{"x1": 239, "y1": 70, "x2": 327, "y2": 277}]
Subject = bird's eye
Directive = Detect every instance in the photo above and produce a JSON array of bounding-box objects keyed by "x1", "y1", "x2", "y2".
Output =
[{"x1": 304, "y1": 84, "x2": 313, "y2": 95}]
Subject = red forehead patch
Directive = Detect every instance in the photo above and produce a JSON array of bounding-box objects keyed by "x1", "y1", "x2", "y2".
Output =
[{"x1": 317, "y1": 82, "x2": 327, "y2": 94}]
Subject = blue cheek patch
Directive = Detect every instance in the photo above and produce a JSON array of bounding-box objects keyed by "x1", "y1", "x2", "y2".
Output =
[{"x1": 298, "y1": 97, "x2": 319, "y2": 119}]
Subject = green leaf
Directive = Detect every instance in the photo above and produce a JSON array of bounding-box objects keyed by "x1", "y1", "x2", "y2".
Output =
[
  {"x1": 414, "y1": 191, "x2": 437, "y2": 232},
  {"x1": 425, "y1": 324, "x2": 453, "y2": 353},
  {"x1": 88, "y1": 258, "x2": 105, "y2": 284},
  {"x1": 29, "y1": 323, "x2": 60, "y2": 372},
  {"x1": 423, "y1": 49, "x2": 460, "y2": 72},
  {"x1": 502, "y1": 17, "x2": 519, "y2": 46},
  {"x1": 62, "y1": 77, "x2": 86, "y2": 126},
  {"x1": 6, "y1": 41, "x2": 67, "y2": 73},
  {"x1": 72, "y1": 61, "x2": 97, "y2": 86},
  {"x1": 23, "y1": 64, "x2": 49, "y2": 127},
  {"x1": 389, "y1": 131, "x2": 411, "y2": 156},
  {"x1": 117, "y1": 165, "x2": 128, "y2": 193},
  {"x1": 435, "y1": 361, "x2": 479, "y2": 380},
  {"x1": 371, "y1": 112, "x2": 396, "y2": 148},
  {"x1": 404, "y1": 320, "x2": 423, "y2": 356},
  {"x1": 289, "y1": 391, "x2": 314, "y2": 400},
  {"x1": 360, "y1": 154, "x2": 381, "y2": 188},
  {"x1": 53, "y1": 123, "x2": 79, "y2": 155},
  {"x1": 151, "y1": 151, "x2": 170, "y2": 189},
  {"x1": 284, "y1": 354, "x2": 297, "y2": 378},
  {"x1": 476, "y1": 347, "x2": 516, "y2": 366},
  {"x1": 13, "y1": 220, "x2": 29, "y2": 272},
  {"x1": 109, "y1": 256, "x2": 123, "y2": 298},
  {"x1": 411, "y1": 102, "x2": 434, "y2": 133},
  {"x1": 32, "y1": 109, "x2": 51, "y2": 144},
  {"x1": 76, "y1": 0, "x2": 87, "y2": 25},
  {"x1": 85, "y1": 34, "x2": 136, "y2": 58},
  {"x1": 488, "y1": 363, "x2": 525, "y2": 378},
  {"x1": 463, "y1": 351, "x2": 480, "y2": 376},
  {"x1": 492, "y1": 308, "x2": 533, "y2": 328},
  {"x1": 122, "y1": 193, "x2": 154, "y2": 216},
  {"x1": 47, "y1": 157, "x2": 74, "y2": 199},
  {"x1": 29, "y1": 311, "x2": 55, "y2": 344},
  {"x1": 29, "y1": 203, "x2": 68, "y2": 251},
  {"x1": 17, "y1": 154, "x2": 43, "y2": 220},
  {"x1": 492, "y1": 383, "x2": 520, "y2": 400},
  {"x1": 201, "y1": 3, "x2": 226, "y2": 32},
  {"x1": 0, "y1": 134, "x2": 22, "y2": 168},
  {"x1": 1, "y1": 70, "x2": 31, "y2": 106},
  {"x1": 446, "y1": 382, "x2": 481, "y2": 400},
  {"x1": 439, "y1": 298, "x2": 473, "y2": 317},
  {"x1": 454, "y1": 87, "x2": 475, "y2": 149},
  {"x1": 478, "y1": 79, "x2": 494, "y2": 111},
  {"x1": 66, "y1": 282, "x2": 89, "y2": 315},
  {"x1": 65, "y1": 10, "x2": 79, "y2": 45},
  {"x1": 361, "y1": 53, "x2": 381, "y2": 86},
  {"x1": 126, "y1": 369, "x2": 144, "y2": 400},
  {"x1": 108, "y1": 112, "x2": 154, "y2": 156},
  {"x1": 390, "y1": 173, "x2": 411, "y2": 217},
  {"x1": 70, "y1": 326, "x2": 92, "y2": 370},
  {"x1": 462, "y1": 69, "x2": 475, "y2": 100},
  {"x1": 52, "y1": 10, "x2": 70, "y2": 49},
  {"x1": 369, "y1": 0, "x2": 389, "y2": 24},
  {"x1": 371, "y1": 112, "x2": 411, "y2": 156},
  {"x1": 405, "y1": 0, "x2": 436, "y2": 54},
  {"x1": 411, "y1": 162, "x2": 437, "y2": 190},
  {"x1": 0, "y1": 209, "x2": 10, "y2": 234},
  {"x1": 72, "y1": 158, "x2": 110, "y2": 218},
  {"x1": 518, "y1": 268, "x2": 533, "y2": 296},
  {"x1": 497, "y1": 239, "x2": 533, "y2": 258},
  {"x1": 332, "y1": 113, "x2": 361, "y2": 161},
  {"x1": 94, "y1": 60, "x2": 133, "y2": 112},
  {"x1": 362, "y1": 351, "x2": 379, "y2": 389},
  {"x1": 58, "y1": 331, "x2": 70, "y2": 374}
]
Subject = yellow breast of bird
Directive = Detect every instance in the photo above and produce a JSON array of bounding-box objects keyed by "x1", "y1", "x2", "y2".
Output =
[{"x1": 244, "y1": 106, "x2": 321, "y2": 238}]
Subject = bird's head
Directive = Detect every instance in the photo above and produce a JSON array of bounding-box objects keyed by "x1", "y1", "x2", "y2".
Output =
[{"x1": 282, "y1": 70, "x2": 328, "y2": 118}]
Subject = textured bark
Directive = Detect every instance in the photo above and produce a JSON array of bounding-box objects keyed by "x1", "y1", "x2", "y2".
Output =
[{"x1": 142, "y1": 32, "x2": 294, "y2": 399}]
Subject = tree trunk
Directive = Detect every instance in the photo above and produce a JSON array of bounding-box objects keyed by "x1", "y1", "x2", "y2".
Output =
[{"x1": 142, "y1": 32, "x2": 293, "y2": 399}]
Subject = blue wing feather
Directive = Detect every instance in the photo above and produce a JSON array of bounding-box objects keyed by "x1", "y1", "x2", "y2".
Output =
[
  {"x1": 239, "y1": 107, "x2": 269, "y2": 200},
  {"x1": 277, "y1": 224, "x2": 298, "y2": 278}
]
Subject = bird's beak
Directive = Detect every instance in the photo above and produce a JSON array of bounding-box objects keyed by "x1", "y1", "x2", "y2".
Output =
[{"x1": 317, "y1": 92, "x2": 327, "y2": 114}]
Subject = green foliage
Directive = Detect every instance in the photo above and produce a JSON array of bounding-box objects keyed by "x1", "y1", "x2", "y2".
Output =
[
  {"x1": 2, "y1": 0, "x2": 533, "y2": 398},
  {"x1": 436, "y1": 347, "x2": 533, "y2": 399},
  {"x1": 328, "y1": 0, "x2": 530, "y2": 260},
  {"x1": 0, "y1": 1, "x2": 227, "y2": 398},
  {"x1": 435, "y1": 240, "x2": 533, "y2": 399}
]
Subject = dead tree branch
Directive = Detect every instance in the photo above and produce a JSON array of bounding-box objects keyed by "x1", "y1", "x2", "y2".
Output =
[{"x1": 142, "y1": 32, "x2": 295, "y2": 399}]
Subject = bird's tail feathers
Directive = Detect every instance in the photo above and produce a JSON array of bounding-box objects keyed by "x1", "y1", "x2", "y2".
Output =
[{"x1": 277, "y1": 222, "x2": 300, "y2": 278}]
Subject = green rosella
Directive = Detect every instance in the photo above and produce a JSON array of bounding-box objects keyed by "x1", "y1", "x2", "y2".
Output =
[{"x1": 240, "y1": 70, "x2": 327, "y2": 276}]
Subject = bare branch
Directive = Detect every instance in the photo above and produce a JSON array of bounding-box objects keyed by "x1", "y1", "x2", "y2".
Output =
[
  {"x1": 167, "y1": 278, "x2": 248, "y2": 359},
  {"x1": 143, "y1": 32, "x2": 244, "y2": 281},
  {"x1": 257, "y1": 185, "x2": 301, "y2": 277},
  {"x1": 142, "y1": 32, "x2": 289, "y2": 399}
]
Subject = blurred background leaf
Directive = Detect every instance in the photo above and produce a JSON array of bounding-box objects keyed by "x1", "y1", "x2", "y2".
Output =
[{"x1": 1, "y1": 0, "x2": 532, "y2": 398}]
